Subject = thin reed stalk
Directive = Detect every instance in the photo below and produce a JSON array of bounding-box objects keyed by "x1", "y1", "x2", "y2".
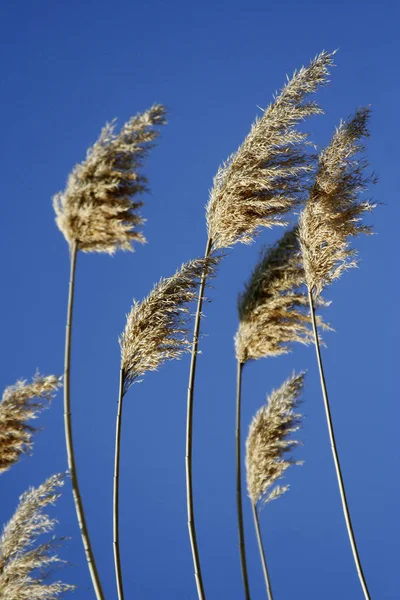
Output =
[
  {"x1": 113, "y1": 368, "x2": 125, "y2": 600},
  {"x1": 63, "y1": 241, "x2": 104, "y2": 600},
  {"x1": 236, "y1": 360, "x2": 251, "y2": 600},
  {"x1": 308, "y1": 289, "x2": 370, "y2": 600},
  {"x1": 185, "y1": 237, "x2": 212, "y2": 600},
  {"x1": 251, "y1": 502, "x2": 273, "y2": 600}
]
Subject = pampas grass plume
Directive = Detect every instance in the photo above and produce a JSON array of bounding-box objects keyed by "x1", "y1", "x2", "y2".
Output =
[
  {"x1": 120, "y1": 255, "x2": 219, "y2": 394},
  {"x1": 0, "y1": 473, "x2": 75, "y2": 599},
  {"x1": 235, "y1": 227, "x2": 329, "y2": 363},
  {"x1": 53, "y1": 104, "x2": 166, "y2": 254},
  {"x1": 246, "y1": 372, "x2": 304, "y2": 506},
  {"x1": 206, "y1": 51, "x2": 334, "y2": 250},
  {"x1": 0, "y1": 375, "x2": 61, "y2": 474},
  {"x1": 299, "y1": 107, "x2": 376, "y2": 297}
]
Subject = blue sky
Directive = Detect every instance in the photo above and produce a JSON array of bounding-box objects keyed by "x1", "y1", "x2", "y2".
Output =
[{"x1": 1, "y1": 0, "x2": 399, "y2": 598}]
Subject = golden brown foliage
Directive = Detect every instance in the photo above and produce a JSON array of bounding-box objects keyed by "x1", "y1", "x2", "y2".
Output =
[
  {"x1": 206, "y1": 51, "x2": 334, "y2": 250},
  {"x1": 120, "y1": 255, "x2": 219, "y2": 393},
  {"x1": 0, "y1": 375, "x2": 61, "y2": 475},
  {"x1": 298, "y1": 107, "x2": 376, "y2": 298},
  {"x1": 246, "y1": 372, "x2": 304, "y2": 506},
  {"x1": 0, "y1": 474, "x2": 75, "y2": 599},
  {"x1": 235, "y1": 227, "x2": 329, "y2": 363},
  {"x1": 53, "y1": 104, "x2": 166, "y2": 254}
]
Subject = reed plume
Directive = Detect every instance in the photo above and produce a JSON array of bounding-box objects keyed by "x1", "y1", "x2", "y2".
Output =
[
  {"x1": 207, "y1": 50, "x2": 334, "y2": 251},
  {"x1": 53, "y1": 104, "x2": 167, "y2": 254},
  {"x1": 0, "y1": 473, "x2": 74, "y2": 599},
  {"x1": 113, "y1": 256, "x2": 218, "y2": 600},
  {"x1": 245, "y1": 372, "x2": 304, "y2": 600},
  {"x1": 299, "y1": 107, "x2": 375, "y2": 298},
  {"x1": 0, "y1": 375, "x2": 61, "y2": 475},
  {"x1": 187, "y1": 50, "x2": 333, "y2": 600},
  {"x1": 53, "y1": 104, "x2": 166, "y2": 600},
  {"x1": 235, "y1": 226, "x2": 330, "y2": 365},
  {"x1": 298, "y1": 108, "x2": 375, "y2": 600}
]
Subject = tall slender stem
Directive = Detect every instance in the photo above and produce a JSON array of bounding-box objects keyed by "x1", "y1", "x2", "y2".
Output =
[
  {"x1": 308, "y1": 289, "x2": 371, "y2": 600},
  {"x1": 63, "y1": 241, "x2": 105, "y2": 600},
  {"x1": 185, "y1": 236, "x2": 212, "y2": 600},
  {"x1": 251, "y1": 502, "x2": 273, "y2": 600},
  {"x1": 113, "y1": 369, "x2": 125, "y2": 600},
  {"x1": 236, "y1": 360, "x2": 251, "y2": 600}
]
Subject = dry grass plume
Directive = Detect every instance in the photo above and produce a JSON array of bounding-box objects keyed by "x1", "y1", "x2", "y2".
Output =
[
  {"x1": 53, "y1": 104, "x2": 166, "y2": 254},
  {"x1": 206, "y1": 51, "x2": 334, "y2": 250},
  {"x1": 0, "y1": 375, "x2": 61, "y2": 475},
  {"x1": 0, "y1": 474, "x2": 75, "y2": 599},
  {"x1": 246, "y1": 372, "x2": 304, "y2": 506},
  {"x1": 120, "y1": 255, "x2": 219, "y2": 394},
  {"x1": 298, "y1": 107, "x2": 376, "y2": 298},
  {"x1": 235, "y1": 227, "x2": 329, "y2": 363}
]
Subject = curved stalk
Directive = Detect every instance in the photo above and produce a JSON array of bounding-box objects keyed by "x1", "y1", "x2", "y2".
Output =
[
  {"x1": 236, "y1": 360, "x2": 251, "y2": 600},
  {"x1": 308, "y1": 289, "x2": 371, "y2": 600},
  {"x1": 185, "y1": 236, "x2": 212, "y2": 600},
  {"x1": 113, "y1": 369, "x2": 125, "y2": 600},
  {"x1": 251, "y1": 502, "x2": 273, "y2": 600},
  {"x1": 63, "y1": 241, "x2": 105, "y2": 600}
]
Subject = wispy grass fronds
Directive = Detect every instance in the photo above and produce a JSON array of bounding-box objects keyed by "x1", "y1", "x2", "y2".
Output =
[
  {"x1": 0, "y1": 473, "x2": 75, "y2": 599},
  {"x1": 235, "y1": 227, "x2": 329, "y2": 363},
  {"x1": 299, "y1": 107, "x2": 376, "y2": 298},
  {"x1": 0, "y1": 375, "x2": 61, "y2": 475},
  {"x1": 246, "y1": 372, "x2": 304, "y2": 506},
  {"x1": 120, "y1": 255, "x2": 218, "y2": 394},
  {"x1": 53, "y1": 104, "x2": 166, "y2": 254},
  {"x1": 206, "y1": 51, "x2": 334, "y2": 250}
]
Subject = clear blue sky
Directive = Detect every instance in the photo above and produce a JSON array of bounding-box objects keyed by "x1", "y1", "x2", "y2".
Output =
[{"x1": 1, "y1": 1, "x2": 399, "y2": 598}]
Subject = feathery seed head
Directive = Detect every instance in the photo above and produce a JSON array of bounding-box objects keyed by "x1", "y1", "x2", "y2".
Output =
[
  {"x1": 0, "y1": 473, "x2": 75, "y2": 599},
  {"x1": 53, "y1": 104, "x2": 167, "y2": 254},
  {"x1": 0, "y1": 375, "x2": 61, "y2": 475},
  {"x1": 206, "y1": 51, "x2": 334, "y2": 250},
  {"x1": 120, "y1": 255, "x2": 219, "y2": 394},
  {"x1": 298, "y1": 106, "x2": 376, "y2": 298},
  {"x1": 235, "y1": 227, "x2": 329, "y2": 363},
  {"x1": 246, "y1": 372, "x2": 304, "y2": 506}
]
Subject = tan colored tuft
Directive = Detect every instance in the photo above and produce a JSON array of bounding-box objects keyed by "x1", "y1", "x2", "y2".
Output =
[
  {"x1": 0, "y1": 473, "x2": 75, "y2": 599},
  {"x1": 298, "y1": 107, "x2": 376, "y2": 298},
  {"x1": 120, "y1": 255, "x2": 219, "y2": 393},
  {"x1": 0, "y1": 375, "x2": 61, "y2": 475},
  {"x1": 246, "y1": 372, "x2": 304, "y2": 506},
  {"x1": 53, "y1": 104, "x2": 167, "y2": 254},
  {"x1": 235, "y1": 227, "x2": 329, "y2": 363},
  {"x1": 206, "y1": 51, "x2": 334, "y2": 250}
]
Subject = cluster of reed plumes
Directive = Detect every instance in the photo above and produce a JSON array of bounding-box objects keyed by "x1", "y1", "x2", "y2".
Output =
[{"x1": 2, "y1": 48, "x2": 378, "y2": 600}]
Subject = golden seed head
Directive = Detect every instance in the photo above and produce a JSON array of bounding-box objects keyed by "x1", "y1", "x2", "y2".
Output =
[
  {"x1": 0, "y1": 474, "x2": 75, "y2": 598},
  {"x1": 120, "y1": 254, "x2": 219, "y2": 394},
  {"x1": 299, "y1": 107, "x2": 376, "y2": 298},
  {"x1": 0, "y1": 374, "x2": 61, "y2": 474},
  {"x1": 246, "y1": 372, "x2": 304, "y2": 506},
  {"x1": 235, "y1": 227, "x2": 330, "y2": 363},
  {"x1": 206, "y1": 51, "x2": 334, "y2": 250},
  {"x1": 53, "y1": 104, "x2": 166, "y2": 254}
]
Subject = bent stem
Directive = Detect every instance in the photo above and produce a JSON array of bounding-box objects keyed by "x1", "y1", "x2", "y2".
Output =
[
  {"x1": 308, "y1": 289, "x2": 371, "y2": 600},
  {"x1": 251, "y1": 502, "x2": 273, "y2": 600},
  {"x1": 185, "y1": 236, "x2": 212, "y2": 600},
  {"x1": 236, "y1": 360, "x2": 251, "y2": 600},
  {"x1": 113, "y1": 368, "x2": 125, "y2": 600},
  {"x1": 63, "y1": 241, "x2": 105, "y2": 600}
]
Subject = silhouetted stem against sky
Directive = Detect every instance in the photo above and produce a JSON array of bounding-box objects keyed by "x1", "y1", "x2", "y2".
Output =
[
  {"x1": 185, "y1": 237, "x2": 212, "y2": 600},
  {"x1": 63, "y1": 241, "x2": 105, "y2": 600},
  {"x1": 236, "y1": 360, "x2": 251, "y2": 600},
  {"x1": 308, "y1": 289, "x2": 371, "y2": 600},
  {"x1": 252, "y1": 502, "x2": 274, "y2": 600}
]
